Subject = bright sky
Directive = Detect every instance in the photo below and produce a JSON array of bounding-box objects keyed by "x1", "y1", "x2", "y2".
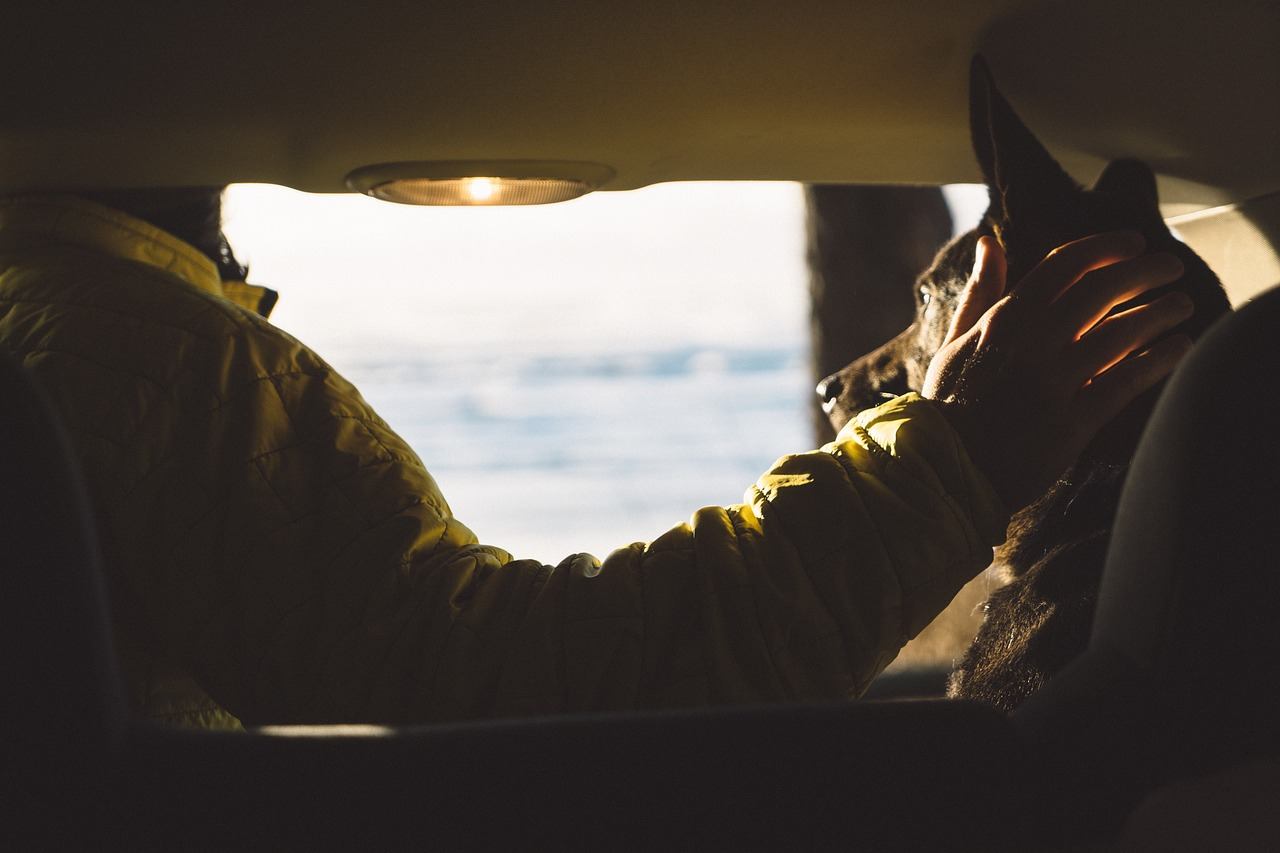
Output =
[{"x1": 223, "y1": 182, "x2": 813, "y2": 361}]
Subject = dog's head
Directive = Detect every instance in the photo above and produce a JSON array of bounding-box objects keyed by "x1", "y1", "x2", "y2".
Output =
[{"x1": 818, "y1": 58, "x2": 1230, "y2": 464}]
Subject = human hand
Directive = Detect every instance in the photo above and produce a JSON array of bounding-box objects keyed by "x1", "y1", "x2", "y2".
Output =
[{"x1": 923, "y1": 232, "x2": 1193, "y2": 511}]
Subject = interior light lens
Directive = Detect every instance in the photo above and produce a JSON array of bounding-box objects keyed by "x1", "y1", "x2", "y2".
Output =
[
  {"x1": 346, "y1": 161, "x2": 615, "y2": 206},
  {"x1": 368, "y1": 176, "x2": 592, "y2": 206}
]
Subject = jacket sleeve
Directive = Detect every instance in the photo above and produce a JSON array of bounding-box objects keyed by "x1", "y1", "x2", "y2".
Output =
[{"x1": 118, "y1": 324, "x2": 1009, "y2": 725}]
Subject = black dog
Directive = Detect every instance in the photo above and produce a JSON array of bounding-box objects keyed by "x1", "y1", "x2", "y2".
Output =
[{"x1": 818, "y1": 59, "x2": 1231, "y2": 711}]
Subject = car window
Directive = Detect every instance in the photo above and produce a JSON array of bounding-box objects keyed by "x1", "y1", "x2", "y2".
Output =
[
  {"x1": 225, "y1": 182, "x2": 986, "y2": 568},
  {"x1": 223, "y1": 182, "x2": 813, "y2": 562}
]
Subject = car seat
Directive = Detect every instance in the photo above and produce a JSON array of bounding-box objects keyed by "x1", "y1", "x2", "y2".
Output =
[
  {"x1": 0, "y1": 352, "x2": 128, "y2": 847},
  {"x1": 1014, "y1": 285, "x2": 1280, "y2": 839}
]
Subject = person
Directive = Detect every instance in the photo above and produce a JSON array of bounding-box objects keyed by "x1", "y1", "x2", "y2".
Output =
[{"x1": 0, "y1": 188, "x2": 1191, "y2": 728}]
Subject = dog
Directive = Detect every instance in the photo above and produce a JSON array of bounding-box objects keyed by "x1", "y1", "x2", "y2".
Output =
[{"x1": 817, "y1": 58, "x2": 1231, "y2": 712}]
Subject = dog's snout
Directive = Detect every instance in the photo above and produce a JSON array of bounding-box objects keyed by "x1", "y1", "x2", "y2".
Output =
[{"x1": 816, "y1": 375, "x2": 843, "y2": 413}]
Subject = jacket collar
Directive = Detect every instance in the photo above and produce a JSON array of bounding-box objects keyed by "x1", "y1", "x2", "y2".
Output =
[
  {"x1": 0, "y1": 194, "x2": 277, "y2": 317},
  {"x1": 0, "y1": 194, "x2": 222, "y2": 294}
]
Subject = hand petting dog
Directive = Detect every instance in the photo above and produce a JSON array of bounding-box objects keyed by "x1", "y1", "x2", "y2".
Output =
[{"x1": 923, "y1": 231, "x2": 1193, "y2": 512}]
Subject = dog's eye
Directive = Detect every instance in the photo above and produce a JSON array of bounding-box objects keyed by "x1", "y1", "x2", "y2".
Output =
[{"x1": 919, "y1": 286, "x2": 932, "y2": 307}]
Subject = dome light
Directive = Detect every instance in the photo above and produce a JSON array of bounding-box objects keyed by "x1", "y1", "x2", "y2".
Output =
[{"x1": 345, "y1": 161, "x2": 615, "y2": 206}]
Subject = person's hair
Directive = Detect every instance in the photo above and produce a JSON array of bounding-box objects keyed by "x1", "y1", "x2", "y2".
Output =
[{"x1": 76, "y1": 186, "x2": 248, "y2": 281}]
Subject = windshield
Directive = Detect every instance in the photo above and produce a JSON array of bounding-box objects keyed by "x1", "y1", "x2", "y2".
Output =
[{"x1": 223, "y1": 182, "x2": 813, "y2": 562}]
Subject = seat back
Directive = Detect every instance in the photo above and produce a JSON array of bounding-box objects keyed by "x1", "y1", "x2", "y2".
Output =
[
  {"x1": 0, "y1": 352, "x2": 126, "y2": 841},
  {"x1": 1015, "y1": 285, "x2": 1280, "y2": 835},
  {"x1": 1095, "y1": 284, "x2": 1280, "y2": 772}
]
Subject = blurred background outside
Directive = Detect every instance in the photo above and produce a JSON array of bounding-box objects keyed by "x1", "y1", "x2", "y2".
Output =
[{"x1": 223, "y1": 181, "x2": 989, "y2": 677}]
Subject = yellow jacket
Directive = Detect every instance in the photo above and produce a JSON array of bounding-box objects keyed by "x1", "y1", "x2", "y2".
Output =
[{"x1": 0, "y1": 195, "x2": 1008, "y2": 729}]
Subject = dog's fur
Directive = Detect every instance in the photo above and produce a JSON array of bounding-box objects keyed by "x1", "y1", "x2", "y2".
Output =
[{"x1": 818, "y1": 59, "x2": 1231, "y2": 712}]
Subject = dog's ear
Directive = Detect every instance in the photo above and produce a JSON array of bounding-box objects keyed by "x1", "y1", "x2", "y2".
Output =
[
  {"x1": 969, "y1": 55, "x2": 1078, "y2": 226},
  {"x1": 1092, "y1": 158, "x2": 1159, "y2": 207}
]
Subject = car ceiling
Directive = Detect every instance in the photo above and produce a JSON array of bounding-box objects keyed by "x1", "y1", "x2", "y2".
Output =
[{"x1": 2, "y1": 0, "x2": 1276, "y2": 209}]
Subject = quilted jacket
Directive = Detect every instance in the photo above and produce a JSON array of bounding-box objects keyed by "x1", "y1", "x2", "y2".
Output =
[{"x1": 0, "y1": 195, "x2": 1009, "y2": 729}]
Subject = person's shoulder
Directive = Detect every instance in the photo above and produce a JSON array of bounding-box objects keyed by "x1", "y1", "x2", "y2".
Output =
[
  {"x1": 3, "y1": 241, "x2": 331, "y2": 384},
  {"x1": 4, "y1": 243, "x2": 244, "y2": 336}
]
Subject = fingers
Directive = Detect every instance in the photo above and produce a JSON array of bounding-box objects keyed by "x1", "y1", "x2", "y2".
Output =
[
  {"x1": 1068, "y1": 291, "x2": 1195, "y2": 385},
  {"x1": 1052, "y1": 252, "x2": 1186, "y2": 342},
  {"x1": 943, "y1": 236, "x2": 1007, "y2": 346},
  {"x1": 1015, "y1": 231, "x2": 1148, "y2": 307},
  {"x1": 1078, "y1": 334, "x2": 1193, "y2": 432}
]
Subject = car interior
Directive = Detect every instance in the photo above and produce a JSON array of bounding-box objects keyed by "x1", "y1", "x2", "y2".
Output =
[{"x1": 3, "y1": 1, "x2": 1278, "y2": 849}]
